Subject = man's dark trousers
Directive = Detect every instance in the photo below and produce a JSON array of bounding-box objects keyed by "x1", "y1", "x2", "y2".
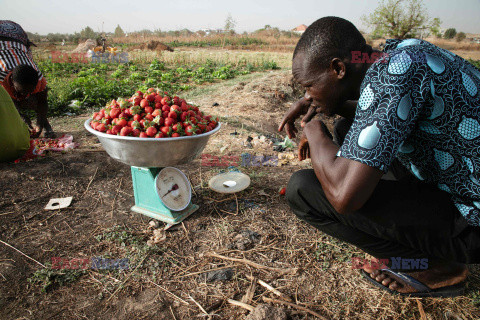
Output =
[{"x1": 286, "y1": 118, "x2": 480, "y2": 265}]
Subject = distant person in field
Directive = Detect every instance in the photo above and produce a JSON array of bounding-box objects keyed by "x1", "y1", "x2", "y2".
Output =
[
  {"x1": 0, "y1": 20, "x2": 54, "y2": 138},
  {"x1": 279, "y1": 16, "x2": 480, "y2": 297}
]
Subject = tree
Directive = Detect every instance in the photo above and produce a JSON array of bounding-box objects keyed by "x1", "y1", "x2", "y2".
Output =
[
  {"x1": 456, "y1": 32, "x2": 466, "y2": 42},
  {"x1": 444, "y1": 28, "x2": 457, "y2": 39},
  {"x1": 362, "y1": 0, "x2": 440, "y2": 39},
  {"x1": 80, "y1": 26, "x2": 97, "y2": 39},
  {"x1": 429, "y1": 18, "x2": 442, "y2": 38},
  {"x1": 114, "y1": 25, "x2": 125, "y2": 37},
  {"x1": 224, "y1": 13, "x2": 236, "y2": 35}
]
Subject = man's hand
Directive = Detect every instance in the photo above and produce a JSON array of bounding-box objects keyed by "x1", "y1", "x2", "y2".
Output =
[
  {"x1": 298, "y1": 135, "x2": 310, "y2": 161},
  {"x1": 300, "y1": 105, "x2": 321, "y2": 128},
  {"x1": 304, "y1": 119, "x2": 333, "y2": 141},
  {"x1": 278, "y1": 98, "x2": 311, "y2": 138},
  {"x1": 299, "y1": 120, "x2": 334, "y2": 161}
]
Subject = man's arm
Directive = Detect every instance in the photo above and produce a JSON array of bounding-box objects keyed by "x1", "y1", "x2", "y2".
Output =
[{"x1": 303, "y1": 120, "x2": 384, "y2": 214}]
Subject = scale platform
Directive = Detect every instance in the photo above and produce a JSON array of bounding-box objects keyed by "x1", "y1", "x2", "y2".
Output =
[{"x1": 130, "y1": 166, "x2": 198, "y2": 225}]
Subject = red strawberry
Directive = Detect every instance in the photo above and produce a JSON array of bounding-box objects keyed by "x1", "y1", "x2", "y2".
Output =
[
  {"x1": 145, "y1": 106, "x2": 153, "y2": 114},
  {"x1": 96, "y1": 123, "x2": 106, "y2": 132},
  {"x1": 133, "y1": 114, "x2": 143, "y2": 122},
  {"x1": 120, "y1": 127, "x2": 132, "y2": 136},
  {"x1": 161, "y1": 97, "x2": 170, "y2": 105},
  {"x1": 160, "y1": 126, "x2": 172, "y2": 136},
  {"x1": 146, "y1": 126, "x2": 157, "y2": 137},
  {"x1": 168, "y1": 111, "x2": 177, "y2": 120},
  {"x1": 116, "y1": 118, "x2": 127, "y2": 127},
  {"x1": 111, "y1": 125, "x2": 122, "y2": 135},
  {"x1": 110, "y1": 108, "x2": 121, "y2": 118},
  {"x1": 164, "y1": 117, "x2": 176, "y2": 127}
]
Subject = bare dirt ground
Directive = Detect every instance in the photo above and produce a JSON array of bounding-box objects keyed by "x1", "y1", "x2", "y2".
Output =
[{"x1": 1, "y1": 71, "x2": 479, "y2": 319}]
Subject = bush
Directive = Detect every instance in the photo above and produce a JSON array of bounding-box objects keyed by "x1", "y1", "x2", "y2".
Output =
[
  {"x1": 444, "y1": 28, "x2": 457, "y2": 39},
  {"x1": 456, "y1": 32, "x2": 466, "y2": 42}
]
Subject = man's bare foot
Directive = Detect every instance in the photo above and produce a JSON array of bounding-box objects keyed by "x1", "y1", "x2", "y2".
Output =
[{"x1": 363, "y1": 257, "x2": 468, "y2": 294}]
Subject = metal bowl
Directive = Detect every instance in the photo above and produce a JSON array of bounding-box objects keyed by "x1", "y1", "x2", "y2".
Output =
[{"x1": 84, "y1": 119, "x2": 221, "y2": 167}]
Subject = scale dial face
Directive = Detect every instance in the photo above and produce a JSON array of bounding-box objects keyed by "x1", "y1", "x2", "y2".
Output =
[{"x1": 155, "y1": 167, "x2": 192, "y2": 211}]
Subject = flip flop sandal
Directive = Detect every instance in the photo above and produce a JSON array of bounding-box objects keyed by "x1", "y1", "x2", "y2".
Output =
[{"x1": 360, "y1": 269, "x2": 465, "y2": 298}]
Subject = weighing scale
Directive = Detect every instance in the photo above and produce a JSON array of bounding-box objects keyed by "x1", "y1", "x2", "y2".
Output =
[
  {"x1": 84, "y1": 119, "x2": 221, "y2": 225},
  {"x1": 130, "y1": 166, "x2": 198, "y2": 225}
]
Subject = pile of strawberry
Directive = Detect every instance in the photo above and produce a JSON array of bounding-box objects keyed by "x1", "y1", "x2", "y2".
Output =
[{"x1": 90, "y1": 88, "x2": 219, "y2": 138}]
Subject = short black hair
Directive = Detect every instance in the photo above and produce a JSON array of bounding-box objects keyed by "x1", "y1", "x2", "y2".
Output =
[
  {"x1": 293, "y1": 16, "x2": 369, "y2": 70},
  {"x1": 12, "y1": 64, "x2": 38, "y2": 87}
]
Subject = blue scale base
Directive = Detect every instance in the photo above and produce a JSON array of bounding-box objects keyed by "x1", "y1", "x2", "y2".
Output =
[{"x1": 130, "y1": 166, "x2": 198, "y2": 225}]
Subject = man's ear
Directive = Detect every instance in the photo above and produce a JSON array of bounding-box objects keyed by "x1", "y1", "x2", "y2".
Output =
[{"x1": 330, "y1": 58, "x2": 346, "y2": 79}]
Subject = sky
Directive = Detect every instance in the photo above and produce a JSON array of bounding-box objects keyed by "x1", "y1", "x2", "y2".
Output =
[{"x1": 1, "y1": 0, "x2": 479, "y2": 35}]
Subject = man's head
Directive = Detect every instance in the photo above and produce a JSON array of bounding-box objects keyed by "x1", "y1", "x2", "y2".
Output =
[
  {"x1": 11, "y1": 64, "x2": 38, "y2": 98},
  {"x1": 293, "y1": 17, "x2": 370, "y2": 116}
]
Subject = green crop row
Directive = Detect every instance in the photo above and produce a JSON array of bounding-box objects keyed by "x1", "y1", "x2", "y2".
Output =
[{"x1": 39, "y1": 58, "x2": 280, "y2": 115}]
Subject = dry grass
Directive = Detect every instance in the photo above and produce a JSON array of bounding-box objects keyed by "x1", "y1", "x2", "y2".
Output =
[{"x1": 111, "y1": 33, "x2": 300, "y2": 46}]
